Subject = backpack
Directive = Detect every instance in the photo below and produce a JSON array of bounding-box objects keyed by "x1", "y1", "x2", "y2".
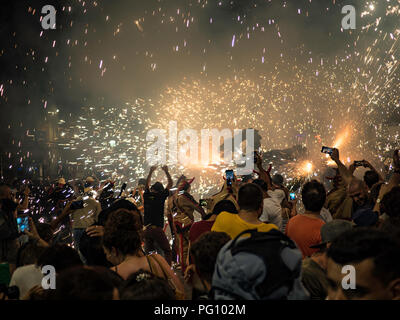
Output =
[
  {"x1": 0, "y1": 209, "x2": 19, "y2": 241},
  {"x1": 211, "y1": 228, "x2": 309, "y2": 300}
]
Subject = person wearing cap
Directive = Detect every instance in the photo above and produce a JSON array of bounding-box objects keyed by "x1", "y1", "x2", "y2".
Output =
[
  {"x1": 301, "y1": 220, "x2": 353, "y2": 300},
  {"x1": 142, "y1": 165, "x2": 173, "y2": 266},
  {"x1": 254, "y1": 153, "x2": 295, "y2": 232},
  {"x1": 84, "y1": 176, "x2": 96, "y2": 193}
]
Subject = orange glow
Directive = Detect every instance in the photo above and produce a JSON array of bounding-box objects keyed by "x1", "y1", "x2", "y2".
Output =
[
  {"x1": 301, "y1": 161, "x2": 313, "y2": 175},
  {"x1": 333, "y1": 126, "x2": 351, "y2": 149}
]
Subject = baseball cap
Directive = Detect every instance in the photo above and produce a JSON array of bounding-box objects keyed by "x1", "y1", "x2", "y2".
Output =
[
  {"x1": 310, "y1": 219, "x2": 354, "y2": 249},
  {"x1": 58, "y1": 178, "x2": 66, "y2": 185}
]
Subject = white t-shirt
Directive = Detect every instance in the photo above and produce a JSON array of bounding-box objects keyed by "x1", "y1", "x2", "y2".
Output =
[
  {"x1": 320, "y1": 207, "x2": 333, "y2": 223},
  {"x1": 260, "y1": 198, "x2": 282, "y2": 230},
  {"x1": 9, "y1": 264, "x2": 43, "y2": 298}
]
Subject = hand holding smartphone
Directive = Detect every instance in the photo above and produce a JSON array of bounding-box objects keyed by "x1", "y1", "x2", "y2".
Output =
[
  {"x1": 321, "y1": 146, "x2": 334, "y2": 155},
  {"x1": 17, "y1": 215, "x2": 30, "y2": 234},
  {"x1": 354, "y1": 161, "x2": 364, "y2": 167},
  {"x1": 225, "y1": 170, "x2": 234, "y2": 187}
]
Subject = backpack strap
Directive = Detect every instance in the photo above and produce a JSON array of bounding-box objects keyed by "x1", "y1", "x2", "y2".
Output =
[{"x1": 228, "y1": 228, "x2": 259, "y2": 250}]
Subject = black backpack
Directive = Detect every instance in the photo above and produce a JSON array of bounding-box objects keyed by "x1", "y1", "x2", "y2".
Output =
[{"x1": 212, "y1": 228, "x2": 304, "y2": 299}]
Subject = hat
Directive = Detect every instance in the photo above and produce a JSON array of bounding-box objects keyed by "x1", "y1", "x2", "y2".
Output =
[
  {"x1": 310, "y1": 220, "x2": 353, "y2": 249},
  {"x1": 58, "y1": 178, "x2": 66, "y2": 185},
  {"x1": 271, "y1": 174, "x2": 284, "y2": 187}
]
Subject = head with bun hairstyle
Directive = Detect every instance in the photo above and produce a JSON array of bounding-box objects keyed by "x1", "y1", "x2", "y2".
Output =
[{"x1": 102, "y1": 208, "x2": 143, "y2": 265}]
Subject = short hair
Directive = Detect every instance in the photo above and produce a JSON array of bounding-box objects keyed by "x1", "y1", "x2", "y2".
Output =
[
  {"x1": 102, "y1": 209, "x2": 143, "y2": 255},
  {"x1": 16, "y1": 241, "x2": 47, "y2": 267},
  {"x1": 212, "y1": 200, "x2": 238, "y2": 215},
  {"x1": 364, "y1": 170, "x2": 380, "y2": 189},
  {"x1": 327, "y1": 228, "x2": 400, "y2": 286},
  {"x1": 380, "y1": 186, "x2": 400, "y2": 218},
  {"x1": 301, "y1": 180, "x2": 326, "y2": 212},
  {"x1": 37, "y1": 244, "x2": 83, "y2": 273},
  {"x1": 79, "y1": 226, "x2": 113, "y2": 267},
  {"x1": 190, "y1": 231, "x2": 231, "y2": 284},
  {"x1": 51, "y1": 266, "x2": 117, "y2": 300},
  {"x1": 238, "y1": 183, "x2": 263, "y2": 211},
  {"x1": 97, "y1": 199, "x2": 141, "y2": 226},
  {"x1": 151, "y1": 182, "x2": 164, "y2": 193},
  {"x1": 252, "y1": 179, "x2": 268, "y2": 192},
  {"x1": 35, "y1": 223, "x2": 53, "y2": 243},
  {"x1": 120, "y1": 270, "x2": 175, "y2": 300}
]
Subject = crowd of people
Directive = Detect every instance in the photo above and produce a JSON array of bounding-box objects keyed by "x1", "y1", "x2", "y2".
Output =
[{"x1": 1, "y1": 147, "x2": 400, "y2": 300}]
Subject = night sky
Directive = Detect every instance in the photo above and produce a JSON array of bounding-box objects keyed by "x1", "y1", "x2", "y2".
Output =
[{"x1": 1, "y1": 0, "x2": 399, "y2": 187}]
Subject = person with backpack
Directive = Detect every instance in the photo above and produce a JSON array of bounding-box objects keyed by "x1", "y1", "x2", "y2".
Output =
[{"x1": 211, "y1": 228, "x2": 309, "y2": 300}]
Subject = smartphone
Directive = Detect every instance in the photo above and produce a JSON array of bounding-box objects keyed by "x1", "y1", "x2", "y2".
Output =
[
  {"x1": 70, "y1": 200, "x2": 84, "y2": 210},
  {"x1": 199, "y1": 199, "x2": 208, "y2": 207},
  {"x1": 226, "y1": 170, "x2": 234, "y2": 187},
  {"x1": 17, "y1": 215, "x2": 30, "y2": 234},
  {"x1": 290, "y1": 193, "x2": 296, "y2": 201},
  {"x1": 354, "y1": 161, "x2": 364, "y2": 167},
  {"x1": 321, "y1": 146, "x2": 334, "y2": 155}
]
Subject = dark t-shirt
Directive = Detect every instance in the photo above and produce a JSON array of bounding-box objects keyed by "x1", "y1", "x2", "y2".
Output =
[
  {"x1": 352, "y1": 199, "x2": 378, "y2": 227},
  {"x1": 143, "y1": 189, "x2": 169, "y2": 228}
]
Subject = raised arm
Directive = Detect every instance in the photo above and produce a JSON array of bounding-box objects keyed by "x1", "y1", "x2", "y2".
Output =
[
  {"x1": 50, "y1": 200, "x2": 73, "y2": 230},
  {"x1": 17, "y1": 186, "x2": 30, "y2": 211},
  {"x1": 255, "y1": 151, "x2": 273, "y2": 190},
  {"x1": 146, "y1": 165, "x2": 157, "y2": 190},
  {"x1": 330, "y1": 148, "x2": 353, "y2": 186},
  {"x1": 373, "y1": 150, "x2": 400, "y2": 213},
  {"x1": 162, "y1": 165, "x2": 173, "y2": 191}
]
